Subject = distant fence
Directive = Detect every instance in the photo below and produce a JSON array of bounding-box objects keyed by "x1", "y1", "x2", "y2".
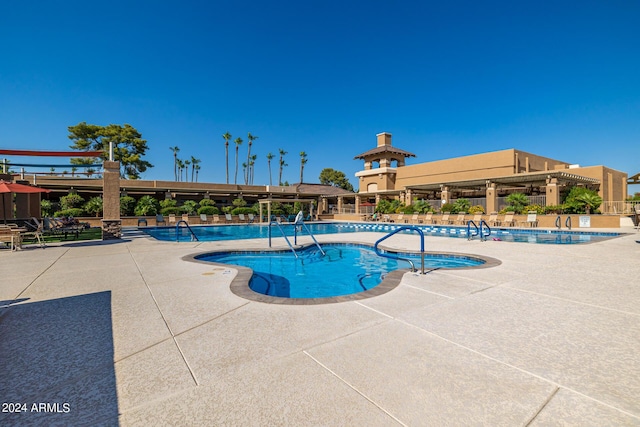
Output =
[{"x1": 601, "y1": 201, "x2": 640, "y2": 215}]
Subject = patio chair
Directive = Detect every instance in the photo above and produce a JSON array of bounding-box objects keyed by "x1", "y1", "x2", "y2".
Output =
[
  {"x1": 181, "y1": 213, "x2": 189, "y2": 223},
  {"x1": 247, "y1": 213, "x2": 255, "y2": 223},
  {"x1": 397, "y1": 214, "x2": 406, "y2": 223},
  {"x1": 488, "y1": 212, "x2": 500, "y2": 226},
  {"x1": 238, "y1": 213, "x2": 247, "y2": 223},
  {"x1": 156, "y1": 214, "x2": 167, "y2": 226},
  {"x1": 23, "y1": 217, "x2": 46, "y2": 248},
  {"x1": 440, "y1": 212, "x2": 452, "y2": 225},
  {"x1": 0, "y1": 225, "x2": 19, "y2": 251},
  {"x1": 471, "y1": 213, "x2": 483, "y2": 224},
  {"x1": 225, "y1": 213, "x2": 233, "y2": 223},
  {"x1": 521, "y1": 211, "x2": 539, "y2": 228},
  {"x1": 168, "y1": 214, "x2": 176, "y2": 224},
  {"x1": 212, "y1": 215, "x2": 221, "y2": 224},
  {"x1": 200, "y1": 214, "x2": 210, "y2": 224},
  {"x1": 423, "y1": 212, "x2": 434, "y2": 224},
  {"x1": 410, "y1": 213, "x2": 420, "y2": 224},
  {"x1": 453, "y1": 212, "x2": 467, "y2": 225},
  {"x1": 502, "y1": 212, "x2": 516, "y2": 227}
]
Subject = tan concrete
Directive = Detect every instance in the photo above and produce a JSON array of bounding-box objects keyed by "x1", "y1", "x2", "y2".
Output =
[{"x1": 1, "y1": 224, "x2": 639, "y2": 425}]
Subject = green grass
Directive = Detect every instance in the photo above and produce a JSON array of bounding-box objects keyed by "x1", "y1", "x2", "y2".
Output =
[{"x1": 22, "y1": 227, "x2": 103, "y2": 244}]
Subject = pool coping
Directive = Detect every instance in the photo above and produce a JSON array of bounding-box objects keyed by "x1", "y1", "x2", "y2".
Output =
[{"x1": 183, "y1": 241, "x2": 501, "y2": 305}]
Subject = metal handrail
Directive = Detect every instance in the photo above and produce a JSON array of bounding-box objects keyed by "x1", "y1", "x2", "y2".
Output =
[
  {"x1": 294, "y1": 216, "x2": 325, "y2": 255},
  {"x1": 467, "y1": 220, "x2": 479, "y2": 240},
  {"x1": 268, "y1": 220, "x2": 298, "y2": 258},
  {"x1": 479, "y1": 220, "x2": 491, "y2": 241},
  {"x1": 373, "y1": 226, "x2": 425, "y2": 274},
  {"x1": 565, "y1": 216, "x2": 572, "y2": 230},
  {"x1": 175, "y1": 220, "x2": 199, "y2": 242},
  {"x1": 555, "y1": 215, "x2": 562, "y2": 229}
]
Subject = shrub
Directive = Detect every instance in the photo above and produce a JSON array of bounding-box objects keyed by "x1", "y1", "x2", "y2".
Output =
[
  {"x1": 452, "y1": 198, "x2": 470, "y2": 214},
  {"x1": 120, "y1": 196, "x2": 136, "y2": 216},
  {"x1": 84, "y1": 196, "x2": 103, "y2": 217},
  {"x1": 160, "y1": 206, "x2": 183, "y2": 216},
  {"x1": 231, "y1": 207, "x2": 256, "y2": 215},
  {"x1": 160, "y1": 199, "x2": 177, "y2": 209},
  {"x1": 468, "y1": 205, "x2": 485, "y2": 214},
  {"x1": 563, "y1": 187, "x2": 602, "y2": 214},
  {"x1": 544, "y1": 205, "x2": 564, "y2": 214},
  {"x1": 60, "y1": 194, "x2": 85, "y2": 210},
  {"x1": 199, "y1": 199, "x2": 216, "y2": 207},
  {"x1": 197, "y1": 206, "x2": 219, "y2": 215},
  {"x1": 182, "y1": 200, "x2": 198, "y2": 215},
  {"x1": 505, "y1": 193, "x2": 529, "y2": 214},
  {"x1": 440, "y1": 203, "x2": 456, "y2": 213},
  {"x1": 134, "y1": 195, "x2": 160, "y2": 216},
  {"x1": 54, "y1": 208, "x2": 85, "y2": 218},
  {"x1": 523, "y1": 204, "x2": 545, "y2": 215},
  {"x1": 41, "y1": 200, "x2": 55, "y2": 217},
  {"x1": 399, "y1": 205, "x2": 415, "y2": 214}
]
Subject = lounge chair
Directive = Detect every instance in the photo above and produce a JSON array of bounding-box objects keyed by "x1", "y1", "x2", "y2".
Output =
[
  {"x1": 423, "y1": 212, "x2": 434, "y2": 224},
  {"x1": 225, "y1": 213, "x2": 233, "y2": 223},
  {"x1": 238, "y1": 213, "x2": 247, "y2": 223},
  {"x1": 471, "y1": 213, "x2": 483, "y2": 224},
  {"x1": 156, "y1": 214, "x2": 167, "y2": 226},
  {"x1": 410, "y1": 213, "x2": 420, "y2": 224},
  {"x1": 488, "y1": 212, "x2": 500, "y2": 226},
  {"x1": 212, "y1": 215, "x2": 221, "y2": 224},
  {"x1": 200, "y1": 214, "x2": 210, "y2": 224},
  {"x1": 440, "y1": 212, "x2": 452, "y2": 225},
  {"x1": 502, "y1": 212, "x2": 516, "y2": 227},
  {"x1": 23, "y1": 217, "x2": 46, "y2": 248},
  {"x1": 521, "y1": 211, "x2": 539, "y2": 228},
  {"x1": 247, "y1": 213, "x2": 255, "y2": 223},
  {"x1": 397, "y1": 214, "x2": 406, "y2": 223},
  {"x1": 181, "y1": 213, "x2": 189, "y2": 223},
  {"x1": 168, "y1": 214, "x2": 176, "y2": 224},
  {"x1": 453, "y1": 212, "x2": 467, "y2": 225}
]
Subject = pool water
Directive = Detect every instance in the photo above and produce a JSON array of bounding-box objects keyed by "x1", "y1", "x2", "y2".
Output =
[
  {"x1": 196, "y1": 243, "x2": 484, "y2": 298},
  {"x1": 143, "y1": 222, "x2": 619, "y2": 244}
]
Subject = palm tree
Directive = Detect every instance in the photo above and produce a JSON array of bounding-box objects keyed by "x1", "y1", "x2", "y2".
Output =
[
  {"x1": 278, "y1": 148, "x2": 288, "y2": 186},
  {"x1": 184, "y1": 159, "x2": 191, "y2": 182},
  {"x1": 190, "y1": 156, "x2": 199, "y2": 182},
  {"x1": 222, "y1": 133, "x2": 231, "y2": 184},
  {"x1": 245, "y1": 132, "x2": 259, "y2": 185},
  {"x1": 194, "y1": 164, "x2": 201, "y2": 182},
  {"x1": 266, "y1": 153, "x2": 274, "y2": 186},
  {"x1": 299, "y1": 151, "x2": 308, "y2": 183},
  {"x1": 249, "y1": 154, "x2": 257, "y2": 184},
  {"x1": 176, "y1": 159, "x2": 185, "y2": 181},
  {"x1": 234, "y1": 137, "x2": 243, "y2": 184},
  {"x1": 170, "y1": 146, "x2": 180, "y2": 181},
  {"x1": 575, "y1": 193, "x2": 603, "y2": 214}
]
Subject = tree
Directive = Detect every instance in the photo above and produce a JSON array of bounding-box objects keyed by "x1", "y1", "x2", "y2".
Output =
[
  {"x1": 184, "y1": 159, "x2": 191, "y2": 181},
  {"x1": 234, "y1": 137, "x2": 243, "y2": 184},
  {"x1": 319, "y1": 168, "x2": 354, "y2": 192},
  {"x1": 266, "y1": 152, "x2": 274, "y2": 186},
  {"x1": 249, "y1": 154, "x2": 257, "y2": 184},
  {"x1": 176, "y1": 159, "x2": 185, "y2": 181},
  {"x1": 134, "y1": 195, "x2": 160, "y2": 216},
  {"x1": 565, "y1": 187, "x2": 603, "y2": 214},
  {"x1": 194, "y1": 163, "x2": 201, "y2": 182},
  {"x1": 278, "y1": 149, "x2": 288, "y2": 186},
  {"x1": 299, "y1": 151, "x2": 308, "y2": 183},
  {"x1": 68, "y1": 122, "x2": 152, "y2": 179},
  {"x1": 245, "y1": 132, "x2": 258, "y2": 185},
  {"x1": 84, "y1": 196, "x2": 103, "y2": 217},
  {"x1": 222, "y1": 132, "x2": 231, "y2": 184},
  {"x1": 170, "y1": 146, "x2": 180, "y2": 181},
  {"x1": 505, "y1": 192, "x2": 529, "y2": 214},
  {"x1": 190, "y1": 157, "x2": 199, "y2": 182}
]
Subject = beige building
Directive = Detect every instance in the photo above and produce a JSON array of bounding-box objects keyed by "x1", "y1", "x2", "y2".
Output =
[{"x1": 353, "y1": 132, "x2": 628, "y2": 214}]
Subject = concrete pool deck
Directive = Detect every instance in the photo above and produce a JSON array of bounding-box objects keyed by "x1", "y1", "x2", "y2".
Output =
[{"x1": 1, "y1": 225, "x2": 639, "y2": 425}]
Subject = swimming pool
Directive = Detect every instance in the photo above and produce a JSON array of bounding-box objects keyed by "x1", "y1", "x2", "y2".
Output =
[
  {"x1": 144, "y1": 222, "x2": 620, "y2": 244},
  {"x1": 195, "y1": 243, "x2": 486, "y2": 299}
]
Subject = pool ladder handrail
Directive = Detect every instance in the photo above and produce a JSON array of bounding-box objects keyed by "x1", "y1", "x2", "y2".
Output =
[
  {"x1": 268, "y1": 218, "x2": 298, "y2": 258},
  {"x1": 175, "y1": 220, "x2": 199, "y2": 242},
  {"x1": 293, "y1": 216, "x2": 325, "y2": 256},
  {"x1": 373, "y1": 225, "x2": 425, "y2": 274},
  {"x1": 555, "y1": 215, "x2": 572, "y2": 230},
  {"x1": 467, "y1": 220, "x2": 491, "y2": 241}
]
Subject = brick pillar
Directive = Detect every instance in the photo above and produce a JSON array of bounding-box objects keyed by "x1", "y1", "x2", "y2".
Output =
[
  {"x1": 546, "y1": 177, "x2": 560, "y2": 206},
  {"x1": 102, "y1": 161, "x2": 122, "y2": 239},
  {"x1": 440, "y1": 186, "x2": 451, "y2": 207}
]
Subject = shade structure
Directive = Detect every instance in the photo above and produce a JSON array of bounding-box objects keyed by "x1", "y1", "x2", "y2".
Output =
[{"x1": 0, "y1": 180, "x2": 51, "y2": 224}]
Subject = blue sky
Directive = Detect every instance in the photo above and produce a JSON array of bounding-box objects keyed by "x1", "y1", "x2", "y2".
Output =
[{"x1": 1, "y1": 1, "x2": 639, "y2": 193}]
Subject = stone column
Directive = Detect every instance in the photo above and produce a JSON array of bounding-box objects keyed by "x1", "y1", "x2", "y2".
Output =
[
  {"x1": 405, "y1": 189, "x2": 413, "y2": 206},
  {"x1": 440, "y1": 186, "x2": 451, "y2": 207},
  {"x1": 337, "y1": 196, "x2": 343, "y2": 214},
  {"x1": 485, "y1": 182, "x2": 497, "y2": 213},
  {"x1": 355, "y1": 195, "x2": 361, "y2": 214},
  {"x1": 321, "y1": 197, "x2": 327, "y2": 214},
  {"x1": 546, "y1": 177, "x2": 560, "y2": 206},
  {"x1": 102, "y1": 161, "x2": 122, "y2": 239}
]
